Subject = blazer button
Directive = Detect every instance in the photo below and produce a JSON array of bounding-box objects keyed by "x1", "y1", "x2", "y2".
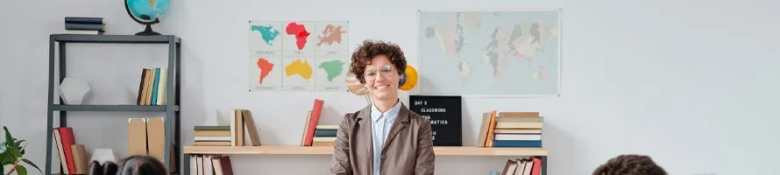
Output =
[{"x1": 381, "y1": 154, "x2": 386, "y2": 160}]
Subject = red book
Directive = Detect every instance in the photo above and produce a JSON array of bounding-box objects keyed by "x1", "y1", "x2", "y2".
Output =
[
  {"x1": 531, "y1": 157, "x2": 542, "y2": 175},
  {"x1": 57, "y1": 127, "x2": 77, "y2": 174},
  {"x1": 304, "y1": 99, "x2": 324, "y2": 146},
  {"x1": 219, "y1": 156, "x2": 234, "y2": 175}
]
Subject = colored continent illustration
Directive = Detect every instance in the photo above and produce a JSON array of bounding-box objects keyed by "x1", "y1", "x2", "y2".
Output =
[
  {"x1": 285, "y1": 22, "x2": 311, "y2": 50},
  {"x1": 317, "y1": 24, "x2": 345, "y2": 46},
  {"x1": 318, "y1": 60, "x2": 345, "y2": 82},
  {"x1": 256, "y1": 58, "x2": 274, "y2": 84},
  {"x1": 284, "y1": 59, "x2": 313, "y2": 83},
  {"x1": 250, "y1": 25, "x2": 280, "y2": 45},
  {"x1": 248, "y1": 21, "x2": 350, "y2": 91}
]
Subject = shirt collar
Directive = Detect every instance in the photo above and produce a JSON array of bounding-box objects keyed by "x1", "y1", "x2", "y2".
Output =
[{"x1": 370, "y1": 99, "x2": 403, "y2": 123}]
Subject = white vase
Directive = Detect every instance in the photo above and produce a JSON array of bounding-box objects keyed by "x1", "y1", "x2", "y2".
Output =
[
  {"x1": 89, "y1": 148, "x2": 117, "y2": 165},
  {"x1": 59, "y1": 77, "x2": 91, "y2": 105}
]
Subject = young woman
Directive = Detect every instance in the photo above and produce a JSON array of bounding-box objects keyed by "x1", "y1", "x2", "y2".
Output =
[
  {"x1": 89, "y1": 155, "x2": 168, "y2": 175},
  {"x1": 330, "y1": 39, "x2": 435, "y2": 175}
]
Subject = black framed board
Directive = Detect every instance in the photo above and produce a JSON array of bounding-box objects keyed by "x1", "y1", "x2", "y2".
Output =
[{"x1": 409, "y1": 95, "x2": 462, "y2": 146}]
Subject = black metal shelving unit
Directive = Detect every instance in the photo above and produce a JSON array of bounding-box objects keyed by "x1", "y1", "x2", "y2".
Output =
[{"x1": 45, "y1": 34, "x2": 182, "y2": 175}]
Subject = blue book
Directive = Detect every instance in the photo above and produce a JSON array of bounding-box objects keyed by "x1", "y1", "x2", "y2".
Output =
[
  {"x1": 314, "y1": 129, "x2": 338, "y2": 137},
  {"x1": 492, "y1": 140, "x2": 542, "y2": 147},
  {"x1": 151, "y1": 68, "x2": 160, "y2": 105}
]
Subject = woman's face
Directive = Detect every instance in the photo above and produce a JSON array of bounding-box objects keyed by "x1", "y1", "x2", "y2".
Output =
[{"x1": 363, "y1": 55, "x2": 400, "y2": 101}]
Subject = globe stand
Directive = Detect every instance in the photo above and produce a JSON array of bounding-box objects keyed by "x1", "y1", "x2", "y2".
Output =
[{"x1": 135, "y1": 24, "x2": 161, "y2": 36}]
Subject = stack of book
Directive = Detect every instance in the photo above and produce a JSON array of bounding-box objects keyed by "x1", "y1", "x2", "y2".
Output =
[
  {"x1": 193, "y1": 108, "x2": 261, "y2": 146},
  {"x1": 193, "y1": 126, "x2": 231, "y2": 146},
  {"x1": 63, "y1": 16, "x2": 105, "y2": 35},
  {"x1": 311, "y1": 125, "x2": 338, "y2": 146},
  {"x1": 189, "y1": 155, "x2": 234, "y2": 175},
  {"x1": 230, "y1": 109, "x2": 261, "y2": 146},
  {"x1": 476, "y1": 111, "x2": 544, "y2": 147},
  {"x1": 497, "y1": 157, "x2": 543, "y2": 175},
  {"x1": 52, "y1": 127, "x2": 88, "y2": 174},
  {"x1": 136, "y1": 68, "x2": 168, "y2": 106}
]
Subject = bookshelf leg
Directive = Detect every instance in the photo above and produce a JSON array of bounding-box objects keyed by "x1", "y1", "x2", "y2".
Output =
[
  {"x1": 58, "y1": 42, "x2": 67, "y2": 127},
  {"x1": 183, "y1": 154, "x2": 190, "y2": 175},
  {"x1": 45, "y1": 36, "x2": 55, "y2": 175},
  {"x1": 541, "y1": 156, "x2": 547, "y2": 175}
]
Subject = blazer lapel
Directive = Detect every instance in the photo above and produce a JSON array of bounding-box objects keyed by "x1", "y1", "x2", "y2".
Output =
[
  {"x1": 381, "y1": 103, "x2": 410, "y2": 153},
  {"x1": 355, "y1": 105, "x2": 374, "y2": 170}
]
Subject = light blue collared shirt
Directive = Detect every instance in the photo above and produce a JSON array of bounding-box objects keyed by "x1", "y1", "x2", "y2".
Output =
[{"x1": 370, "y1": 99, "x2": 403, "y2": 175}]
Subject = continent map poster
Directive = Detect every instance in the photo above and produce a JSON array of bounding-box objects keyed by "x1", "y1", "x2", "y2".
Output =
[
  {"x1": 417, "y1": 10, "x2": 561, "y2": 97},
  {"x1": 248, "y1": 21, "x2": 350, "y2": 91}
]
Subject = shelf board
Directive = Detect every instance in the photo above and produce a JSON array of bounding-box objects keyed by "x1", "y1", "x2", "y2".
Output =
[
  {"x1": 52, "y1": 105, "x2": 179, "y2": 112},
  {"x1": 183, "y1": 146, "x2": 547, "y2": 156},
  {"x1": 51, "y1": 34, "x2": 180, "y2": 44}
]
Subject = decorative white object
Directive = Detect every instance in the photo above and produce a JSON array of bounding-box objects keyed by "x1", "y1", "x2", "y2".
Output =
[
  {"x1": 89, "y1": 148, "x2": 117, "y2": 165},
  {"x1": 59, "y1": 77, "x2": 91, "y2": 105}
]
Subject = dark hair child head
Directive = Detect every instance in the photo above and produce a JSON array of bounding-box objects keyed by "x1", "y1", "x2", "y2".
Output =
[{"x1": 89, "y1": 155, "x2": 168, "y2": 175}]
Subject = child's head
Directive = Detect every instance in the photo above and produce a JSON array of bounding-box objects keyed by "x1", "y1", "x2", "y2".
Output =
[
  {"x1": 89, "y1": 155, "x2": 168, "y2": 175},
  {"x1": 592, "y1": 154, "x2": 668, "y2": 175}
]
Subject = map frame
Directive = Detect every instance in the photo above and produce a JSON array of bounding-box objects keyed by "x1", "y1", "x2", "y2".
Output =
[
  {"x1": 416, "y1": 8, "x2": 563, "y2": 98},
  {"x1": 247, "y1": 20, "x2": 351, "y2": 92}
]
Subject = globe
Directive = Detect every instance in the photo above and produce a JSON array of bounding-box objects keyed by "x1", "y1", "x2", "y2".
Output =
[{"x1": 124, "y1": 0, "x2": 170, "y2": 35}]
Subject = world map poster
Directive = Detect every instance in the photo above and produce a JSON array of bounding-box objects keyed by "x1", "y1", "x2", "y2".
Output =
[
  {"x1": 248, "y1": 21, "x2": 350, "y2": 91},
  {"x1": 418, "y1": 10, "x2": 561, "y2": 96}
]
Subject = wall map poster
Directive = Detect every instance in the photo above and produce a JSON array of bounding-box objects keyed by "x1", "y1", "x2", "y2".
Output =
[
  {"x1": 409, "y1": 95, "x2": 462, "y2": 146},
  {"x1": 418, "y1": 10, "x2": 561, "y2": 97},
  {"x1": 247, "y1": 21, "x2": 350, "y2": 91}
]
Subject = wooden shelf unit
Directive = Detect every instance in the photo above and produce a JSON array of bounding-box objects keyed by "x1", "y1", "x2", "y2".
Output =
[
  {"x1": 45, "y1": 34, "x2": 182, "y2": 175},
  {"x1": 183, "y1": 146, "x2": 548, "y2": 156},
  {"x1": 183, "y1": 145, "x2": 548, "y2": 175}
]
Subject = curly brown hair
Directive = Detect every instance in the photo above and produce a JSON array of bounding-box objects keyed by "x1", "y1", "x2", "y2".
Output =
[
  {"x1": 349, "y1": 39, "x2": 407, "y2": 84},
  {"x1": 592, "y1": 154, "x2": 668, "y2": 175}
]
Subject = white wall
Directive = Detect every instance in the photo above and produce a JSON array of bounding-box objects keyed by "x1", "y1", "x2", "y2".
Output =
[{"x1": 2, "y1": 0, "x2": 780, "y2": 174}]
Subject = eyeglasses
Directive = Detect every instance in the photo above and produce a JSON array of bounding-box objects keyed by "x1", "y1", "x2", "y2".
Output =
[{"x1": 364, "y1": 65, "x2": 396, "y2": 81}]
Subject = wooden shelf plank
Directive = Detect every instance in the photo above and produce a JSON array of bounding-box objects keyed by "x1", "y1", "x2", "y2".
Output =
[
  {"x1": 183, "y1": 146, "x2": 547, "y2": 156},
  {"x1": 51, "y1": 34, "x2": 180, "y2": 44},
  {"x1": 52, "y1": 105, "x2": 179, "y2": 112}
]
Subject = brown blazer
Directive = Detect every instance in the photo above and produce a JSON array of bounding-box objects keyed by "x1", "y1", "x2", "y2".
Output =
[{"x1": 330, "y1": 103, "x2": 435, "y2": 175}]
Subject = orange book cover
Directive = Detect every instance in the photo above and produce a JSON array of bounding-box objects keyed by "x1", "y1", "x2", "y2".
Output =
[
  {"x1": 483, "y1": 110, "x2": 497, "y2": 147},
  {"x1": 304, "y1": 99, "x2": 324, "y2": 146}
]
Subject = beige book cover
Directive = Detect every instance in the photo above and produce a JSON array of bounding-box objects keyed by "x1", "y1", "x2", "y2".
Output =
[
  {"x1": 70, "y1": 144, "x2": 88, "y2": 174},
  {"x1": 241, "y1": 109, "x2": 261, "y2": 146},
  {"x1": 476, "y1": 113, "x2": 492, "y2": 147},
  {"x1": 300, "y1": 111, "x2": 311, "y2": 146},
  {"x1": 155, "y1": 68, "x2": 167, "y2": 105},
  {"x1": 146, "y1": 117, "x2": 165, "y2": 163},
  {"x1": 127, "y1": 118, "x2": 147, "y2": 156},
  {"x1": 53, "y1": 129, "x2": 69, "y2": 174},
  {"x1": 233, "y1": 109, "x2": 245, "y2": 146}
]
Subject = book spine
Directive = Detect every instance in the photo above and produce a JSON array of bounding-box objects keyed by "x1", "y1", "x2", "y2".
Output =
[
  {"x1": 304, "y1": 99, "x2": 324, "y2": 146},
  {"x1": 64, "y1": 17, "x2": 103, "y2": 24},
  {"x1": 65, "y1": 23, "x2": 103, "y2": 31},
  {"x1": 151, "y1": 68, "x2": 160, "y2": 105},
  {"x1": 314, "y1": 129, "x2": 337, "y2": 137},
  {"x1": 492, "y1": 140, "x2": 542, "y2": 147}
]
